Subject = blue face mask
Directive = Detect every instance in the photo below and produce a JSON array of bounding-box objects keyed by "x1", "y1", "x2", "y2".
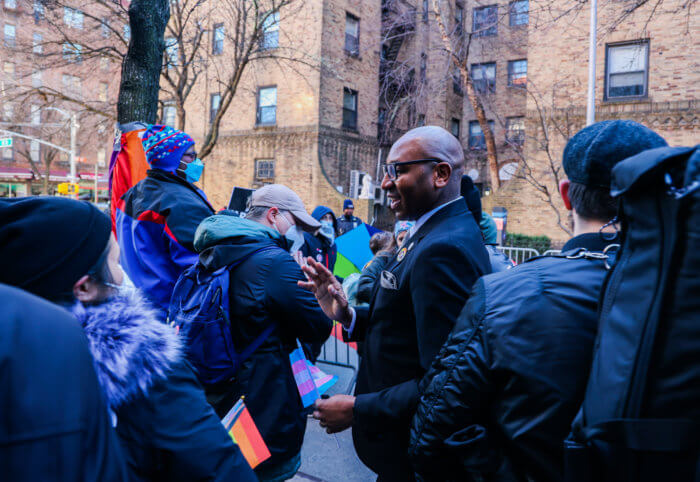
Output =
[{"x1": 183, "y1": 158, "x2": 204, "y2": 183}]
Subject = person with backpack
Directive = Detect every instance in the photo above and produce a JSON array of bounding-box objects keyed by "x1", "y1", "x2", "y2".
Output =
[
  {"x1": 115, "y1": 124, "x2": 215, "y2": 320},
  {"x1": 408, "y1": 120, "x2": 668, "y2": 481},
  {"x1": 565, "y1": 144, "x2": 700, "y2": 482},
  {"x1": 0, "y1": 197, "x2": 256, "y2": 482},
  {"x1": 185, "y1": 184, "x2": 333, "y2": 481}
]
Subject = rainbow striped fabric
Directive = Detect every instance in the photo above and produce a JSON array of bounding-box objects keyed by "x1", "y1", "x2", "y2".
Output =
[{"x1": 221, "y1": 398, "x2": 271, "y2": 469}]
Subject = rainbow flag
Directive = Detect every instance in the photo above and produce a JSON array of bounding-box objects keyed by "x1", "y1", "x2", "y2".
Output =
[
  {"x1": 289, "y1": 340, "x2": 321, "y2": 408},
  {"x1": 221, "y1": 398, "x2": 271, "y2": 469},
  {"x1": 109, "y1": 124, "x2": 148, "y2": 236}
]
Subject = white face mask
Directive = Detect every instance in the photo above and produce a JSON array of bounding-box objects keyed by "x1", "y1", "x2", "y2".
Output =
[
  {"x1": 273, "y1": 212, "x2": 305, "y2": 253},
  {"x1": 319, "y1": 220, "x2": 335, "y2": 244}
]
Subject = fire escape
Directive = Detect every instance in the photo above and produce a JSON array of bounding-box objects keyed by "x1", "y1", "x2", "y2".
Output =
[{"x1": 378, "y1": 0, "x2": 417, "y2": 147}]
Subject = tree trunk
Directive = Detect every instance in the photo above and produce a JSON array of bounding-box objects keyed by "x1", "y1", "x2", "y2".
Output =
[
  {"x1": 176, "y1": 100, "x2": 186, "y2": 131},
  {"x1": 463, "y1": 70, "x2": 500, "y2": 189},
  {"x1": 117, "y1": 0, "x2": 170, "y2": 124}
]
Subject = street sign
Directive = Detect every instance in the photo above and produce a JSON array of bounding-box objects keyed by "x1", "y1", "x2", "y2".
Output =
[{"x1": 0, "y1": 137, "x2": 12, "y2": 147}]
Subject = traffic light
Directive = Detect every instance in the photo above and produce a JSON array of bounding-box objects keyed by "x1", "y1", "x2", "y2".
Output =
[{"x1": 57, "y1": 182, "x2": 79, "y2": 196}]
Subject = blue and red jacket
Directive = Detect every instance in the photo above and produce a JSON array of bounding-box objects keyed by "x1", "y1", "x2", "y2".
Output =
[{"x1": 115, "y1": 169, "x2": 215, "y2": 318}]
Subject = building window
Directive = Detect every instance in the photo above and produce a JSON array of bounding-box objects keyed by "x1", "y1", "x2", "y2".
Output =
[
  {"x1": 2, "y1": 102, "x2": 13, "y2": 122},
  {"x1": 62, "y1": 43, "x2": 82, "y2": 63},
  {"x1": 453, "y1": 67, "x2": 464, "y2": 95},
  {"x1": 165, "y1": 37, "x2": 178, "y2": 68},
  {"x1": 2, "y1": 142, "x2": 12, "y2": 160},
  {"x1": 212, "y1": 23, "x2": 224, "y2": 54},
  {"x1": 450, "y1": 118, "x2": 460, "y2": 138},
  {"x1": 345, "y1": 13, "x2": 360, "y2": 56},
  {"x1": 455, "y1": 3, "x2": 464, "y2": 35},
  {"x1": 31, "y1": 69, "x2": 42, "y2": 87},
  {"x1": 605, "y1": 40, "x2": 649, "y2": 100},
  {"x1": 509, "y1": 0, "x2": 528, "y2": 26},
  {"x1": 420, "y1": 52, "x2": 427, "y2": 83},
  {"x1": 63, "y1": 7, "x2": 84, "y2": 29},
  {"x1": 100, "y1": 55, "x2": 110, "y2": 71},
  {"x1": 506, "y1": 116, "x2": 525, "y2": 145},
  {"x1": 423, "y1": 0, "x2": 429, "y2": 21},
  {"x1": 62, "y1": 74, "x2": 82, "y2": 98},
  {"x1": 255, "y1": 159, "x2": 275, "y2": 180},
  {"x1": 30, "y1": 141, "x2": 40, "y2": 162},
  {"x1": 4, "y1": 24, "x2": 16, "y2": 47},
  {"x1": 417, "y1": 114, "x2": 425, "y2": 126},
  {"x1": 101, "y1": 18, "x2": 110, "y2": 38},
  {"x1": 256, "y1": 86, "x2": 277, "y2": 125},
  {"x1": 473, "y1": 5, "x2": 497, "y2": 37},
  {"x1": 468, "y1": 120, "x2": 495, "y2": 149},
  {"x1": 3, "y1": 61, "x2": 15, "y2": 79},
  {"x1": 507, "y1": 59, "x2": 527, "y2": 86},
  {"x1": 260, "y1": 12, "x2": 279, "y2": 50},
  {"x1": 98, "y1": 82, "x2": 108, "y2": 102},
  {"x1": 377, "y1": 108, "x2": 386, "y2": 136},
  {"x1": 342, "y1": 88, "x2": 358, "y2": 130},
  {"x1": 471, "y1": 62, "x2": 496, "y2": 93},
  {"x1": 97, "y1": 148, "x2": 106, "y2": 167},
  {"x1": 32, "y1": 33, "x2": 42, "y2": 53},
  {"x1": 33, "y1": 0, "x2": 44, "y2": 21},
  {"x1": 4, "y1": 0, "x2": 17, "y2": 9},
  {"x1": 163, "y1": 103, "x2": 176, "y2": 127},
  {"x1": 30, "y1": 104, "x2": 41, "y2": 125},
  {"x1": 210, "y1": 93, "x2": 221, "y2": 123}
]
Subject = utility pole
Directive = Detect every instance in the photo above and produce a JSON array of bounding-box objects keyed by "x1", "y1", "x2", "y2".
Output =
[
  {"x1": 94, "y1": 162, "x2": 98, "y2": 203},
  {"x1": 586, "y1": 0, "x2": 598, "y2": 126},
  {"x1": 69, "y1": 113, "x2": 78, "y2": 184}
]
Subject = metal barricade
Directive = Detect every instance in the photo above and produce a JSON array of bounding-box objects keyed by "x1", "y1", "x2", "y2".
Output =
[
  {"x1": 542, "y1": 249, "x2": 562, "y2": 256},
  {"x1": 316, "y1": 323, "x2": 359, "y2": 395},
  {"x1": 496, "y1": 246, "x2": 540, "y2": 265}
]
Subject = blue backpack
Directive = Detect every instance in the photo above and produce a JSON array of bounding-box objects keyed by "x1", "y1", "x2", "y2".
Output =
[{"x1": 167, "y1": 246, "x2": 276, "y2": 385}]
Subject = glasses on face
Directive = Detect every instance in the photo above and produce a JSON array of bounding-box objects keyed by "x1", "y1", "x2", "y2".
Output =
[
  {"x1": 182, "y1": 151, "x2": 198, "y2": 160},
  {"x1": 383, "y1": 158, "x2": 441, "y2": 180}
]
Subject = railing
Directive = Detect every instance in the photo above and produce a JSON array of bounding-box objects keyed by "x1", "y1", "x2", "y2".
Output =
[
  {"x1": 542, "y1": 249, "x2": 562, "y2": 256},
  {"x1": 316, "y1": 323, "x2": 359, "y2": 395},
  {"x1": 496, "y1": 246, "x2": 540, "y2": 264}
]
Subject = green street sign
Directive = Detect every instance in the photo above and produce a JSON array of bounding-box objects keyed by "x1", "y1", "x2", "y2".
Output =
[{"x1": 0, "y1": 138, "x2": 12, "y2": 147}]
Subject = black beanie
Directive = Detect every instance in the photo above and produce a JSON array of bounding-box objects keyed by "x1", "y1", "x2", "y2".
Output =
[{"x1": 0, "y1": 197, "x2": 112, "y2": 300}]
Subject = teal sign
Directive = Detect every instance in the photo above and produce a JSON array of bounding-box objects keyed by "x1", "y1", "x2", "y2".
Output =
[{"x1": 0, "y1": 138, "x2": 12, "y2": 147}]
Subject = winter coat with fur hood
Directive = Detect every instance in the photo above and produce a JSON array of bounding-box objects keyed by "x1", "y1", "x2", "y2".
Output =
[{"x1": 70, "y1": 288, "x2": 257, "y2": 482}]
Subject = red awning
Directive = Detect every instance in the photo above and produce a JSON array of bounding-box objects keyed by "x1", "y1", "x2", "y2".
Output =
[{"x1": 0, "y1": 167, "x2": 34, "y2": 180}]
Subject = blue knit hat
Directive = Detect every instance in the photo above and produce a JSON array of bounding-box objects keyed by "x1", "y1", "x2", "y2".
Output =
[
  {"x1": 141, "y1": 125, "x2": 195, "y2": 172},
  {"x1": 343, "y1": 199, "x2": 354, "y2": 210},
  {"x1": 563, "y1": 120, "x2": 667, "y2": 189}
]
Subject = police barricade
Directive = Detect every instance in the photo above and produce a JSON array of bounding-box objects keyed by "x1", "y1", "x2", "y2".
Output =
[
  {"x1": 316, "y1": 324, "x2": 359, "y2": 395},
  {"x1": 496, "y1": 246, "x2": 540, "y2": 265},
  {"x1": 542, "y1": 249, "x2": 562, "y2": 256}
]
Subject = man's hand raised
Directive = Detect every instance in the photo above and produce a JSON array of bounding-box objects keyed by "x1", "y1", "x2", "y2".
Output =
[{"x1": 298, "y1": 257, "x2": 353, "y2": 327}]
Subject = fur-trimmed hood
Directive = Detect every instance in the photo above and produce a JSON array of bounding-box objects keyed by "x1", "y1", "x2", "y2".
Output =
[{"x1": 70, "y1": 288, "x2": 182, "y2": 409}]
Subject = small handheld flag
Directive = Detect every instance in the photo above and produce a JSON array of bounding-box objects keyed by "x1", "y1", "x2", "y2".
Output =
[
  {"x1": 221, "y1": 398, "x2": 271, "y2": 469},
  {"x1": 289, "y1": 340, "x2": 321, "y2": 407},
  {"x1": 306, "y1": 361, "x2": 338, "y2": 395}
]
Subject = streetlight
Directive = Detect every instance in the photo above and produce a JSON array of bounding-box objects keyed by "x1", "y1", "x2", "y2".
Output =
[{"x1": 42, "y1": 107, "x2": 79, "y2": 184}]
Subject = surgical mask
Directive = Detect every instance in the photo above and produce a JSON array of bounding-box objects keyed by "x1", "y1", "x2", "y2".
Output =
[
  {"x1": 183, "y1": 158, "x2": 204, "y2": 183},
  {"x1": 104, "y1": 266, "x2": 136, "y2": 298},
  {"x1": 273, "y1": 212, "x2": 305, "y2": 253},
  {"x1": 319, "y1": 220, "x2": 335, "y2": 244}
]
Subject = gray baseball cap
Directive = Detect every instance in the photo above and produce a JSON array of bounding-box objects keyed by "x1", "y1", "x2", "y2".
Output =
[{"x1": 250, "y1": 184, "x2": 320, "y2": 232}]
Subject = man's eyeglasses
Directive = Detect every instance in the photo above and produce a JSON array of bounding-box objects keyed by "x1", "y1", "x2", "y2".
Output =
[
  {"x1": 182, "y1": 151, "x2": 198, "y2": 159},
  {"x1": 383, "y1": 158, "x2": 441, "y2": 180}
]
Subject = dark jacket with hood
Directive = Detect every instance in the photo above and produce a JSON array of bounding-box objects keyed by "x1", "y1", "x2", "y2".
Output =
[
  {"x1": 300, "y1": 206, "x2": 338, "y2": 272},
  {"x1": 193, "y1": 214, "x2": 333, "y2": 469},
  {"x1": 0, "y1": 283, "x2": 127, "y2": 482},
  {"x1": 69, "y1": 287, "x2": 256, "y2": 482},
  {"x1": 409, "y1": 233, "x2": 618, "y2": 482},
  {"x1": 116, "y1": 169, "x2": 215, "y2": 318}
]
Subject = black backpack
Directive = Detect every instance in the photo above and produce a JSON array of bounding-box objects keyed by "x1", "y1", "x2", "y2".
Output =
[{"x1": 565, "y1": 145, "x2": 700, "y2": 482}]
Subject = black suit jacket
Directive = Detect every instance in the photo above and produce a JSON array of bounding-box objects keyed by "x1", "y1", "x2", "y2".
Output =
[{"x1": 346, "y1": 198, "x2": 491, "y2": 479}]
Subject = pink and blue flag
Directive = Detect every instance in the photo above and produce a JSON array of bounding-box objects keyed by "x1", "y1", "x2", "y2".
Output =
[{"x1": 289, "y1": 340, "x2": 338, "y2": 407}]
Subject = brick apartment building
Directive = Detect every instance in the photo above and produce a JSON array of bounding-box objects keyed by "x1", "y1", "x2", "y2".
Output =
[{"x1": 0, "y1": 0, "x2": 119, "y2": 198}]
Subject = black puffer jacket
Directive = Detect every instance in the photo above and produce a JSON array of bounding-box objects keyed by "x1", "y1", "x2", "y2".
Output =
[
  {"x1": 194, "y1": 214, "x2": 333, "y2": 470},
  {"x1": 410, "y1": 233, "x2": 618, "y2": 482}
]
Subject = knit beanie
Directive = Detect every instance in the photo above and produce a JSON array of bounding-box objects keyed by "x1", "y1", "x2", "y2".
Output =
[
  {"x1": 141, "y1": 124, "x2": 195, "y2": 172},
  {"x1": 563, "y1": 120, "x2": 667, "y2": 189},
  {"x1": 0, "y1": 197, "x2": 112, "y2": 300}
]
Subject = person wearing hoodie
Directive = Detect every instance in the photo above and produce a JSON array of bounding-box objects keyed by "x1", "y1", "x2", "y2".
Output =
[
  {"x1": 0, "y1": 197, "x2": 256, "y2": 482},
  {"x1": 193, "y1": 184, "x2": 334, "y2": 482},
  {"x1": 299, "y1": 205, "x2": 338, "y2": 273},
  {"x1": 116, "y1": 124, "x2": 215, "y2": 319}
]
